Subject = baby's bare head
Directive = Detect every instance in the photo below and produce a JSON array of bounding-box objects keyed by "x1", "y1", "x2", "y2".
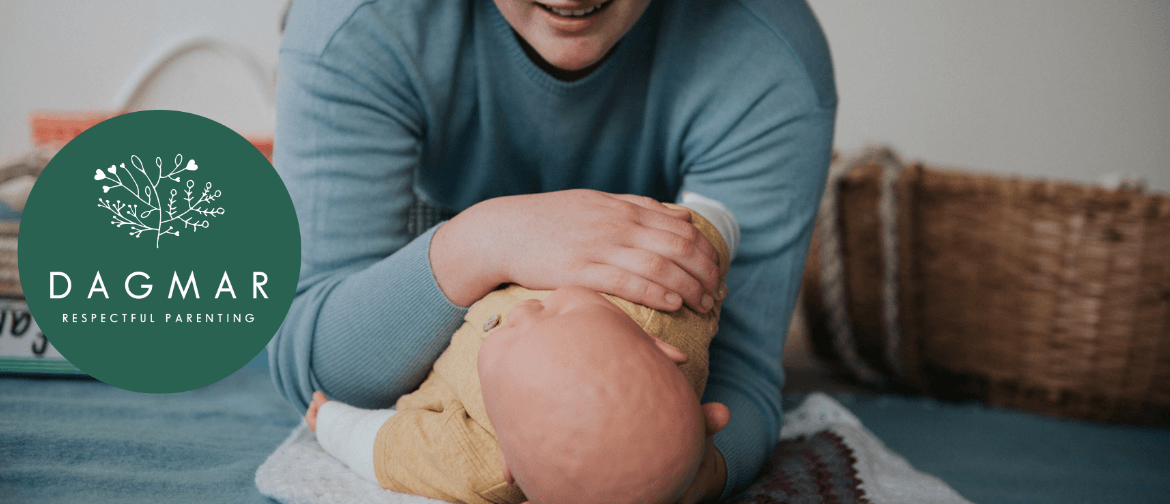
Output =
[{"x1": 479, "y1": 286, "x2": 705, "y2": 504}]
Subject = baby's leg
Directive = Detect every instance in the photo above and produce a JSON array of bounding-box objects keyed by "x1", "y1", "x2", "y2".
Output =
[{"x1": 309, "y1": 391, "x2": 398, "y2": 485}]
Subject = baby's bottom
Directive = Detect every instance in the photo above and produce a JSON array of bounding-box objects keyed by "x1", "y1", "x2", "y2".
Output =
[{"x1": 307, "y1": 393, "x2": 398, "y2": 485}]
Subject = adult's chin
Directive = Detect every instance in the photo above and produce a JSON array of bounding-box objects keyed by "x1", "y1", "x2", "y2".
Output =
[
  {"x1": 497, "y1": 0, "x2": 643, "y2": 72},
  {"x1": 532, "y1": 40, "x2": 611, "y2": 71}
]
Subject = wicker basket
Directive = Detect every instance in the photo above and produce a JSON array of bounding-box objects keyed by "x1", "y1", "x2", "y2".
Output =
[
  {"x1": 0, "y1": 221, "x2": 19, "y2": 297},
  {"x1": 0, "y1": 150, "x2": 42, "y2": 298},
  {"x1": 801, "y1": 148, "x2": 1170, "y2": 425}
]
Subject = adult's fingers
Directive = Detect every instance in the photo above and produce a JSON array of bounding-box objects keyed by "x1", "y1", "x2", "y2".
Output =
[
  {"x1": 607, "y1": 193, "x2": 692, "y2": 220},
  {"x1": 621, "y1": 225, "x2": 721, "y2": 296},
  {"x1": 602, "y1": 246, "x2": 710, "y2": 312},
  {"x1": 632, "y1": 208, "x2": 720, "y2": 264},
  {"x1": 576, "y1": 263, "x2": 683, "y2": 312},
  {"x1": 701, "y1": 402, "x2": 731, "y2": 434}
]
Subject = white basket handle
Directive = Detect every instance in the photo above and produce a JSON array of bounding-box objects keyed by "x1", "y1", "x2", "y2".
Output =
[{"x1": 110, "y1": 35, "x2": 275, "y2": 125}]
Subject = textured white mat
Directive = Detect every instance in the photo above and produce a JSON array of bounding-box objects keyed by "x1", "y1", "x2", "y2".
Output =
[
  {"x1": 777, "y1": 393, "x2": 973, "y2": 504},
  {"x1": 256, "y1": 393, "x2": 972, "y2": 504},
  {"x1": 256, "y1": 419, "x2": 445, "y2": 504}
]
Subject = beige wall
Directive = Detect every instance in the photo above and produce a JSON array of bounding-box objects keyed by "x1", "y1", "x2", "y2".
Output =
[{"x1": 808, "y1": 0, "x2": 1169, "y2": 190}]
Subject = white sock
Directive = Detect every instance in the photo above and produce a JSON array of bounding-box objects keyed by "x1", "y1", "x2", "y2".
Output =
[{"x1": 315, "y1": 401, "x2": 398, "y2": 484}]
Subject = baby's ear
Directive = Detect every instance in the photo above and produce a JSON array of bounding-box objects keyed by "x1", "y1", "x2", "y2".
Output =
[
  {"x1": 500, "y1": 454, "x2": 515, "y2": 485},
  {"x1": 648, "y1": 330, "x2": 687, "y2": 364}
]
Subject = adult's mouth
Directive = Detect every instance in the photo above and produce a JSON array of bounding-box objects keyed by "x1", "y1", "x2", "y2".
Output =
[{"x1": 535, "y1": 0, "x2": 614, "y2": 20}]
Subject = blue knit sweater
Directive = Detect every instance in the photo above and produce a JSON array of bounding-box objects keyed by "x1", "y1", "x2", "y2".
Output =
[{"x1": 269, "y1": 0, "x2": 835, "y2": 496}]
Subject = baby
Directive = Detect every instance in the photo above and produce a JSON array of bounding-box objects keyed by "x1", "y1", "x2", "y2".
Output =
[{"x1": 306, "y1": 194, "x2": 738, "y2": 504}]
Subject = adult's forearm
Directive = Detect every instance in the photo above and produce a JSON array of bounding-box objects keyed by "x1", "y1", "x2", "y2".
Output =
[
  {"x1": 706, "y1": 383, "x2": 780, "y2": 498},
  {"x1": 268, "y1": 225, "x2": 467, "y2": 411},
  {"x1": 704, "y1": 261, "x2": 792, "y2": 497},
  {"x1": 429, "y1": 199, "x2": 509, "y2": 307},
  {"x1": 701, "y1": 202, "x2": 824, "y2": 498},
  {"x1": 685, "y1": 107, "x2": 835, "y2": 496},
  {"x1": 268, "y1": 29, "x2": 470, "y2": 411},
  {"x1": 701, "y1": 208, "x2": 824, "y2": 497}
]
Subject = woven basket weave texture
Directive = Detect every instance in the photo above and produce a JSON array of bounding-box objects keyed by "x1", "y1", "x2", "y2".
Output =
[{"x1": 803, "y1": 160, "x2": 1170, "y2": 425}]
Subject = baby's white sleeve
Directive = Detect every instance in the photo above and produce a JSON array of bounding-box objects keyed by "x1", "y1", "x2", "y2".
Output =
[
  {"x1": 679, "y1": 191, "x2": 741, "y2": 262},
  {"x1": 315, "y1": 401, "x2": 399, "y2": 484}
]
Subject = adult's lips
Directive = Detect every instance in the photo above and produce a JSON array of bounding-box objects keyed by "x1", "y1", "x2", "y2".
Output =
[{"x1": 535, "y1": 0, "x2": 613, "y2": 19}]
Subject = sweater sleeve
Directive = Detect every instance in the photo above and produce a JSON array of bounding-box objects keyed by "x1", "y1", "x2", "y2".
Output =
[
  {"x1": 686, "y1": 103, "x2": 834, "y2": 497},
  {"x1": 674, "y1": 6, "x2": 837, "y2": 490},
  {"x1": 267, "y1": 5, "x2": 468, "y2": 412}
]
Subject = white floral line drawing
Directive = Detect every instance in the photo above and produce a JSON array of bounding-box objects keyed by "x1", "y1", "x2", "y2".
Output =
[{"x1": 94, "y1": 154, "x2": 225, "y2": 248}]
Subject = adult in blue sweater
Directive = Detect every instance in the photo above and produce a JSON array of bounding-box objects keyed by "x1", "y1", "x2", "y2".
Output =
[{"x1": 269, "y1": 0, "x2": 836, "y2": 500}]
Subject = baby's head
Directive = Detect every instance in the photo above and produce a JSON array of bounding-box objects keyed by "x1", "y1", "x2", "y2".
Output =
[{"x1": 478, "y1": 286, "x2": 706, "y2": 504}]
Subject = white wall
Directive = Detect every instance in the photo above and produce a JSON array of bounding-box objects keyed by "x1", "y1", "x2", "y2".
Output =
[
  {"x1": 2, "y1": 1, "x2": 1167, "y2": 191},
  {"x1": 0, "y1": 0, "x2": 285, "y2": 160},
  {"x1": 806, "y1": 0, "x2": 1170, "y2": 190}
]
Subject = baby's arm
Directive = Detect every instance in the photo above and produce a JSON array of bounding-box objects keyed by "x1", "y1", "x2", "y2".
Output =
[
  {"x1": 307, "y1": 392, "x2": 398, "y2": 485},
  {"x1": 678, "y1": 191, "x2": 740, "y2": 263}
]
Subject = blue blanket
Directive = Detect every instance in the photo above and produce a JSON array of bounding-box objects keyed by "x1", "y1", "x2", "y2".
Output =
[
  {"x1": 0, "y1": 355, "x2": 300, "y2": 504},
  {"x1": 818, "y1": 394, "x2": 1170, "y2": 503},
  {"x1": 3, "y1": 351, "x2": 1168, "y2": 503}
]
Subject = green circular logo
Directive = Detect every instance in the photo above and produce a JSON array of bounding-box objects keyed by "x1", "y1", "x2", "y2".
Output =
[{"x1": 19, "y1": 110, "x2": 300, "y2": 393}]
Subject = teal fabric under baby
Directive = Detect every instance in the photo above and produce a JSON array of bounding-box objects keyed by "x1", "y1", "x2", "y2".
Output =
[
  {"x1": 2, "y1": 352, "x2": 1167, "y2": 503},
  {"x1": 783, "y1": 393, "x2": 1170, "y2": 503},
  {"x1": 0, "y1": 351, "x2": 300, "y2": 504}
]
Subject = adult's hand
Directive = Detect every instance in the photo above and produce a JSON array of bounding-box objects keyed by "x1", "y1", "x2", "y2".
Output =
[{"x1": 429, "y1": 189, "x2": 721, "y2": 312}]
